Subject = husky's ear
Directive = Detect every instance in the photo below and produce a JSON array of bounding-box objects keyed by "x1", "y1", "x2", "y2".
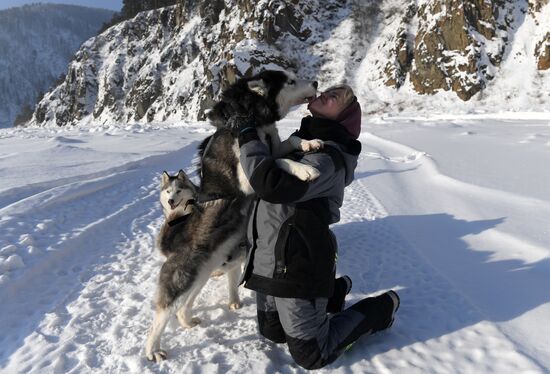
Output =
[
  {"x1": 247, "y1": 79, "x2": 267, "y2": 97},
  {"x1": 162, "y1": 171, "x2": 170, "y2": 185},
  {"x1": 177, "y1": 169, "x2": 188, "y2": 181}
]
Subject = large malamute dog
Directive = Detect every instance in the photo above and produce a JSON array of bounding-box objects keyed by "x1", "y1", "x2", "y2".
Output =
[
  {"x1": 146, "y1": 170, "x2": 246, "y2": 362},
  {"x1": 202, "y1": 69, "x2": 322, "y2": 196}
]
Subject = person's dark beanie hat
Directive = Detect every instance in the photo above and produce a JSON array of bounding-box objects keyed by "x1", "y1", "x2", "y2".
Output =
[{"x1": 336, "y1": 96, "x2": 362, "y2": 139}]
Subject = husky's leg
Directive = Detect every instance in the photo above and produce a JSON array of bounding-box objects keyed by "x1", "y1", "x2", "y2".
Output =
[
  {"x1": 274, "y1": 138, "x2": 297, "y2": 157},
  {"x1": 275, "y1": 158, "x2": 321, "y2": 181},
  {"x1": 176, "y1": 277, "x2": 209, "y2": 328},
  {"x1": 275, "y1": 136, "x2": 325, "y2": 157},
  {"x1": 145, "y1": 306, "x2": 171, "y2": 363},
  {"x1": 226, "y1": 263, "x2": 242, "y2": 310}
]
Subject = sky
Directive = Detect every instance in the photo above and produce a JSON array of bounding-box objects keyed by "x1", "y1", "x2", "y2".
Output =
[{"x1": 0, "y1": 0, "x2": 122, "y2": 11}]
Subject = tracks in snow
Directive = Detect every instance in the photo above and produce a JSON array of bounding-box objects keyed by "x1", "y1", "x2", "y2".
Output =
[
  {"x1": 340, "y1": 131, "x2": 547, "y2": 372},
  {"x1": 0, "y1": 129, "x2": 547, "y2": 373}
]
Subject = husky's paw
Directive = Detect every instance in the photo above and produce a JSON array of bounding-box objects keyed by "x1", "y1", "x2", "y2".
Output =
[
  {"x1": 301, "y1": 139, "x2": 324, "y2": 152},
  {"x1": 294, "y1": 165, "x2": 321, "y2": 182},
  {"x1": 275, "y1": 159, "x2": 321, "y2": 182},
  {"x1": 185, "y1": 317, "x2": 201, "y2": 328},
  {"x1": 211, "y1": 270, "x2": 225, "y2": 277},
  {"x1": 147, "y1": 350, "x2": 167, "y2": 363},
  {"x1": 229, "y1": 301, "x2": 242, "y2": 310}
]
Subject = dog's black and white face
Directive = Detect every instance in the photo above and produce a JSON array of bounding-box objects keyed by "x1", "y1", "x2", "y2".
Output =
[
  {"x1": 246, "y1": 70, "x2": 318, "y2": 118},
  {"x1": 160, "y1": 170, "x2": 196, "y2": 216}
]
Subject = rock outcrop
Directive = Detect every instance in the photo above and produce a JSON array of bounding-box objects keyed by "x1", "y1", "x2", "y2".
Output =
[
  {"x1": 384, "y1": 0, "x2": 516, "y2": 100},
  {"x1": 535, "y1": 33, "x2": 550, "y2": 70},
  {"x1": 28, "y1": 0, "x2": 550, "y2": 126},
  {"x1": 31, "y1": 0, "x2": 355, "y2": 126}
]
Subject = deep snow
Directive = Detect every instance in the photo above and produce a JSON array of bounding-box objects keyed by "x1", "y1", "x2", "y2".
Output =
[{"x1": 0, "y1": 112, "x2": 549, "y2": 373}]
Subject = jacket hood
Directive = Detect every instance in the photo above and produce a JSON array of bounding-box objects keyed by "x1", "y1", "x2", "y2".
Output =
[{"x1": 295, "y1": 116, "x2": 361, "y2": 186}]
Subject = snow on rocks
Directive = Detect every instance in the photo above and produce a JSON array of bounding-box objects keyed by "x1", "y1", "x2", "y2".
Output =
[{"x1": 26, "y1": 1, "x2": 549, "y2": 130}]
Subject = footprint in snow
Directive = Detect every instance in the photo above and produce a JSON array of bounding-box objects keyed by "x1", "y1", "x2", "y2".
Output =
[{"x1": 50, "y1": 136, "x2": 86, "y2": 144}]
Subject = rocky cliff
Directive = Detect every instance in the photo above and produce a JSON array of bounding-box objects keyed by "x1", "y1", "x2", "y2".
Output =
[
  {"x1": 383, "y1": 0, "x2": 550, "y2": 100},
  {"x1": 29, "y1": 0, "x2": 550, "y2": 127}
]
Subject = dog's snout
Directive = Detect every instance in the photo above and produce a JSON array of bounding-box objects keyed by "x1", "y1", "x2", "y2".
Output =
[
  {"x1": 312, "y1": 81, "x2": 318, "y2": 89},
  {"x1": 168, "y1": 199, "x2": 174, "y2": 205}
]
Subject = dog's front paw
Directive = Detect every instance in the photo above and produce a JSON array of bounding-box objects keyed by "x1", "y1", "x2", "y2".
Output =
[
  {"x1": 275, "y1": 159, "x2": 321, "y2": 182},
  {"x1": 147, "y1": 350, "x2": 167, "y2": 363},
  {"x1": 295, "y1": 165, "x2": 321, "y2": 182},
  {"x1": 301, "y1": 139, "x2": 324, "y2": 152},
  {"x1": 229, "y1": 301, "x2": 242, "y2": 310}
]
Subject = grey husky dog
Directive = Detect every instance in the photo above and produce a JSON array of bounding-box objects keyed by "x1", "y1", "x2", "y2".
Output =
[
  {"x1": 146, "y1": 70, "x2": 319, "y2": 362},
  {"x1": 146, "y1": 170, "x2": 245, "y2": 362}
]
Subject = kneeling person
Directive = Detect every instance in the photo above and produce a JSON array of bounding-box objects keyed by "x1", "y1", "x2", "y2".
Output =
[{"x1": 236, "y1": 84, "x2": 400, "y2": 369}]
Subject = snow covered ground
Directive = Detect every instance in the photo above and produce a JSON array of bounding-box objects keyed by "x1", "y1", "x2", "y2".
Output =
[{"x1": 0, "y1": 113, "x2": 549, "y2": 373}]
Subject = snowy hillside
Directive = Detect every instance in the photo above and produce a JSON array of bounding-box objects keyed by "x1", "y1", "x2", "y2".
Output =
[
  {"x1": 1, "y1": 110, "x2": 549, "y2": 372},
  {"x1": 0, "y1": 4, "x2": 114, "y2": 128},
  {"x1": 28, "y1": 0, "x2": 549, "y2": 128}
]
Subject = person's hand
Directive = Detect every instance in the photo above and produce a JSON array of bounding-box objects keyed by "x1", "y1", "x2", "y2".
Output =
[{"x1": 227, "y1": 113, "x2": 256, "y2": 136}]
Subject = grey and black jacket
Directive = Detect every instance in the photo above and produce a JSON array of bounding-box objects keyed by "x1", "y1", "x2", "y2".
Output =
[{"x1": 238, "y1": 116, "x2": 361, "y2": 299}]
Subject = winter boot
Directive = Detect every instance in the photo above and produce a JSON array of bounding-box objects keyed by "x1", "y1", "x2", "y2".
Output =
[
  {"x1": 384, "y1": 290, "x2": 400, "y2": 329},
  {"x1": 327, "y1": 275, "x2": 352, "y2": 313},
  {"x1": 349, "y1": 290, "x2": 400, "y2": 333},
  {"x1": 333, "y1": 290, "x2": 400, "y2": 355}
]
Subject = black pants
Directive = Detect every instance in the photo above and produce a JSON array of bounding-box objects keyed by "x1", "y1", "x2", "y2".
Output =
[{"x1": 256, "y1": 292, "x2": 395, "y2": 370}]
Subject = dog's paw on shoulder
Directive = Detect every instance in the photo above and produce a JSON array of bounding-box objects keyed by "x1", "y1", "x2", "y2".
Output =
[
  {"x1": 296, "y1": 165, "x2": 321, "y2": 182},
  {"x1": 275, "y1": 159, "x2": 321, "y2": 182},
  {"x1": 301, "y1": 139, "x2": 324, "y2": 152},
  {"x1": 147, "y1": 350, "x2": 167, "y2": 363}
]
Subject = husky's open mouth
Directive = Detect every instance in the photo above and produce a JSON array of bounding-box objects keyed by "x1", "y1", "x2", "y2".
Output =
[{"x1": 169, "y1": 200, "x2": 181, "y2": 210}]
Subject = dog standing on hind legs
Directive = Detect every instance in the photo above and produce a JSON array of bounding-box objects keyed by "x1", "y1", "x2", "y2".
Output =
[{"x1": 145, "y1": 170, "x2": 247, "y2": 362}]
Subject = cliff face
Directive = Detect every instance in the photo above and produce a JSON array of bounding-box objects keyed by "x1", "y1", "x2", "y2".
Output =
[
  {"x1": 29, "y1": 0, "x2": 549, "y2": 127},
  {"x1": 32, "y1": 0, "x2": 356, "y2": 126},
  {"x1": 384, "y1": 0, "x2": 530, "y2": 100}
]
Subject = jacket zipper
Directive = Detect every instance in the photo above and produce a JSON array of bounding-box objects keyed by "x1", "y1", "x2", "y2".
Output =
[{"x1": 274, "y1": 221, "x2": 292, "y2": 278}]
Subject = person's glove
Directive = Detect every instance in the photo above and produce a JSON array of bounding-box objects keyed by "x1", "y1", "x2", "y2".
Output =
[{"x1": 226, "y1": 113, "x2": 257, "y2": 136}]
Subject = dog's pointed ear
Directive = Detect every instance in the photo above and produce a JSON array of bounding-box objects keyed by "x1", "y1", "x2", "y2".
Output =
[
  {"x1": 162, "y1": 171, "x2": 170, "y2": 185},
  {"x1": 247, "y1": 79, "x2": 267, "y2": 97},
  {"x1": 177, "y1": 169, "x2": 188, "y2": 181}
]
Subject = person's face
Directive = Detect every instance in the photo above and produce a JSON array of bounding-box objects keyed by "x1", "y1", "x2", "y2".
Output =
[{"x1": 307, "y1": 88, "x2": 346, "y2": 120}]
